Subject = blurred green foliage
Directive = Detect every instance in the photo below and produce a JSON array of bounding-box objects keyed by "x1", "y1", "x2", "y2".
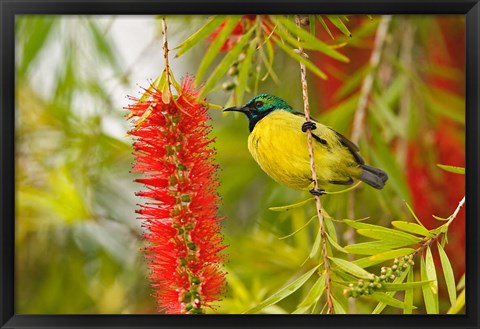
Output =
[{"x1": 15, "y1": 15, "x2": 465, "y2": 314}]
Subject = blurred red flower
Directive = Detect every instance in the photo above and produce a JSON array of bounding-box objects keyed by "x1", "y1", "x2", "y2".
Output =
[{"x1": 127, "y1": 76, "x2": 226, "y2": 314}]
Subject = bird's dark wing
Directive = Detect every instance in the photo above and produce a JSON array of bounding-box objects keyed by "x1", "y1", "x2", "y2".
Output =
[
  {"x1": 333, "y1": 130, "x2": 365, "y2": 165},
  {"x1": 292, "y1": 111, "x2": 364, "y2": 165}
]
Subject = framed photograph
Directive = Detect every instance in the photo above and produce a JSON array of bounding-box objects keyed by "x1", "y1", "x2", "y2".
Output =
[{"x1": 1, "y1": 1, "x2": 479, "y2": 328}]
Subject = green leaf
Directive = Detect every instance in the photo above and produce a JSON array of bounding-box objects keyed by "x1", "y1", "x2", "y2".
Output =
[
  {"x1": 326, "y1": 233, "x2": 348, "y2": 253},
  {"x1": 329, "y1": 257, "x2": 374, "y2": 280},
  {"x1": 18, "y1": 16, "x2": 56, "y2": 79},
  {"x1": 235, "y1": 40, "x2": 257, "y2": 105},
  {"x1": 86, "y1": 19, "x2": 121, "y2": 70},
  {"x1": 196, "y1": 16, "x2": 242, "y2": 83},
  {"x1": 369, "y1": 292, "x2": 410, "y2": 310},
  {"x1": 269, "y1": 197, "x2": 314, "y2": 212},
  {"x1": 404, "y1": 201, "x2": 426, "y2": 227},
  {"x1": 356, "y1": 228, "x2": 422, "y2": 245},
  {"x1": 421, "y1": 251, "x2": 439, "y2": 314},
  {"x1": 199, "y1": 26, "x2": 255, "y2": 97},
  {"x1": 332, "y1": 296, "x2": 347, "y2": 314},
  {"x1": 326, "y1": 16, "x2": 351, "y2": 37},
  {"x1": 381, "y1": 280, "x2": 433, "y2": 291},
  {"x1": 353, "y1": 248, "x2": 415, "y2": 268},
  {"x1": 447, "y1": 288, "x2": 465, "y2": 314},
  {"x1": 309, "y1": 230, "x2": 322, "y2": 259},
  {"x1": 297, "y1": 273, "x2": 326, "y2": 308},
  {"x1": 272, "y1": 36, "x2": 328, "y2": 80},
  {"x1": 404, "y1": 267, "x2": 414, "y2": 314},
  {"x1": 324, "y1": 217, "x2": 337, "y2": 243},
  {"x1": 317, "y1": 16, "x2": 334, "y2": 40},
  {"x1": 456, "y1": 273, "x2": 465, "y2": 291},
  {"x1": 437, "y1": 164, "x2": 465, "y2": 175},
  {"x1": 345, "y1": 241, "x2": 410, "y2": 255},
  {"x1": 273, "y1": 16, "x2": 349, "y2": 62},
  {"x1": 174, "y1": 16, "x2": 225, "y2": 57},
  {"x1": 245, "y1": 265, "x2": 320, "y2": 314},
  {"x1": 391, "y1": 221, "x2": 432, "y2": 237},
  {"x1": 437, "y1": 244, "x2": 457, "y2": 306}
]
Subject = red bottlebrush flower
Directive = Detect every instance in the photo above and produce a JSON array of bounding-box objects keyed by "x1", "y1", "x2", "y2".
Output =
[{"x1": 127, "y1": 76, "x2": 226, "y2": 314}]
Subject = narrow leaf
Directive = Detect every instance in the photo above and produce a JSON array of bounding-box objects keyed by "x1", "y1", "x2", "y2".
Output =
[
  {"x1": 269, "y1": 197, "x2": 314, "y2": 212},
  {"x1": 332, "y1": 296, "x2": 347, "y2": 314},
  {"x1": 272, "y1": 36, "x2": 328, "y2": 79},
  {"x1": 437, "y1": 244, "x2": 457, "y2": 306},
  {"x1": 345, "y1": 241, "x2": 410, "y2": 255},
  {"x1": 356, "y1": 228, "x2": 422, "y2": 245},
  {"x1": 404, "y1": 201, "x2": 426, "y2": 227},
  {"x1": 273, "y1": 16, "x2": 349, "y2": 62},
  {"x1": 196, "y1": 17, "x2": 242, "y2": 83},
  {"x1": 309, "y1": 230, "x2": 322, "y2": 259},
  {"x1": 369, "y1": 292, "x2": 410, "y2": 310},
  {"x1": 175, "y1": 16, "x2": 225, "y2": 57},
  {"x1": 326, "y1": 16, "x2": 352, "y2": 37},
  {"x1": 235, "y1": 40, "x2": 257, "y2": 104},
  {"x1": 317, "y1": 16, "x2": 334, "y2": 40},
  {"x1": 381, "y1": 280, "x2": 433, "y2": 291},
  {"x1": 437, "y1": 164, "x2": 465, "y2": 175},
  {"x1": 329, "y1": 257, "x2": 374, "y2": 280},
  {"x1": 404, "y1": 267, "x2": 414, "y2": 314},
  {"x1": 200, "y1": 27, "x2": 255, "y2": 97},
  {"x1": 326, "y1": 233, "x2": 348, "y2": 253},
  {"x1": 421, "y1": 253, "x2": 439, "y2": 314},
  {"x1": 297, "y1": 273, "x2": 326, "y2": 308},
  {"x1": 245, "y1": 265, "x2": 320, "y2": 314},
  {"x1": 353, "y1": 248, "x2": 415, "y2": 268},
  {"x1": 391, "y1": 221, "x2": 432, "y2": 237},
  {"x1": 447, "y1": 288, "x2": 465, "y2": 314}
]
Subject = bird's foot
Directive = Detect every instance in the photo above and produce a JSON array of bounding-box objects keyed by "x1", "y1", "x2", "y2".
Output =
[
  {"x1": 309, "y1": 188, "x2": 326, "y2": 196},
  {"x1": 302, "y1": 121, "x2": 317, "y2": 132}
]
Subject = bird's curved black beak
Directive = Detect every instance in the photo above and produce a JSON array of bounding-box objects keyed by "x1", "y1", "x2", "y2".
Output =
[{"x1": 223, "y1": 106, "x2": 249, "y2": 114}]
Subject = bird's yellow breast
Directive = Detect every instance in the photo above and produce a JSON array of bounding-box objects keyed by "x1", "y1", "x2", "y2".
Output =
[{"x1": 247, "y1": 110, "x2": 358, "y2": 190}]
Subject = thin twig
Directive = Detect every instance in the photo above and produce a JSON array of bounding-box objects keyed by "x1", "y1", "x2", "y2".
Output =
[
  {"x1": 295, "y1": 15, "x2": 334, "y2": 315},
  {"x1": 162, "y1": 17, "x2": 172, "y2": 99},
  {"x1": 346, "y1": 16, "x2": 391, "y2": 313},
  {"x1": 346, "y1": 15, "x2": 392, "y2": 242},
  {"x1": 350, "y1": 15, "x2": 391, "y2": 145},
  {"x1": 414, "y1": 196, "x2": 465, "y2": 256}
]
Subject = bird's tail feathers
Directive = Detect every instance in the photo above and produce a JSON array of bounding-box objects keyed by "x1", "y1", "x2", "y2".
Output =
[{"x1": 359, "y1": 164, "x2": 388, "y2": 189}]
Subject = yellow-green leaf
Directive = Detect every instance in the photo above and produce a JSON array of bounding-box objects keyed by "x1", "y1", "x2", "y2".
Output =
[
  {"x1": 245, "y1": 265, "x2": 320, "y2": 314},
  {"x1": 269, "y1": 197, "x2": 314, "y2": 212},
  {"x1": 369, "y1": 292, "x2": 410, "y2": 310},
  {"x1": 326, "y1": 16, "x2": 352, "y2": 37},
  {"x1": 329, "y1": 257, "x2": 374, "y2": 280},
  {"x1": 437, "y1": 164, "x2": 465, "y2": 175},
  {"x1": 297, "y1": 273, "x2": 326, "y2": 308},
  {"x1": 391, "y1": 221, "x2": 432, "y2": 237},
  {"x1": 447, "y1": 288, "x2": 465, "y2": 314},
  {"x1": 196, "y1": 16, "x2": 242, "y2": 83},
  {"x1": 272, "y1": 36, "x2": 328, "y2": 80},
  {"x1": 273, "y1": 16, "x2": 349, "y2": 62},
  {"x1": 421, "y1": 252, "x2": 439, "y2": 314},
  {"x1": 356, "y1": 228, "x2": 422, "y2": 245},
  {"x1": 404, "y1": 267, "x2": 414, "y2": 314},
  {"x1": 200, "y1": 26, "x2": 255, "y2": 98},
  {"x1": 437, "y1": 244, "x2": 457, "y2": 306},
  {"x1": 353, "y1": 248, "x2": 415, "y2": 268},
  {"x1": 174, "y1": 16, "x2": 225, "y2": 57}
]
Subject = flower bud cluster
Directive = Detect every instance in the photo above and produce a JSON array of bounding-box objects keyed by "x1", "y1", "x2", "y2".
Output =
[{"x1": 344, "y1": 254, "x2": 415, "y2": 298}]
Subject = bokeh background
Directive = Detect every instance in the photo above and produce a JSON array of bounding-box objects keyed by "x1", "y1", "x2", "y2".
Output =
[{"x1": 15, "y1": 15, "x2": 465, "y2": 314}]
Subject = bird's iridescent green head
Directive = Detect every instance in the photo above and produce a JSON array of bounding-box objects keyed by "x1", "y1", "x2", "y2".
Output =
[{"x1": 224, "y1": 94, "x2": 294, "y2": 132}]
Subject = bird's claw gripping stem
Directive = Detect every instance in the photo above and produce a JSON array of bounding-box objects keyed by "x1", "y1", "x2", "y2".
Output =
[
  {"x1": 309, "y1": 188, "x2": 326, "y2": 196},
  {"x1": 302, "y1": 121, "x2": 317, "y2": 132}
]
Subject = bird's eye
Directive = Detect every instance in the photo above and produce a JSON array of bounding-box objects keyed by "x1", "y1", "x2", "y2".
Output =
[{"x1": 255, "y1": 101, "x2": 264, "y2": 108}]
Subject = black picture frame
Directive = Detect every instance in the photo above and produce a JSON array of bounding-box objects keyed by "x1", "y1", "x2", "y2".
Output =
[{"x1": 1, "y1": 1, "x2": 479, "y2": 328}]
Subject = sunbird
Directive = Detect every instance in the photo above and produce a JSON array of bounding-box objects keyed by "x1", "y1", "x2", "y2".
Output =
[{"x1": 224, "y1": 94, "x2": 388, "y2": 195}]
